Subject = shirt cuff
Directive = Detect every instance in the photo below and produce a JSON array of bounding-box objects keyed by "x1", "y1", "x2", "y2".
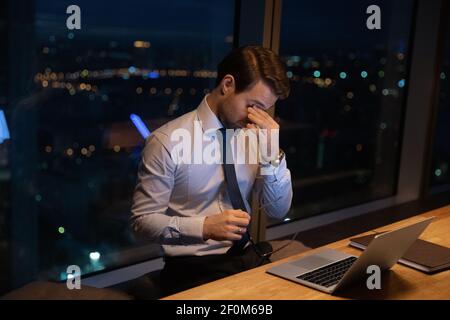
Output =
[
  {"x1": 259, "y1": 157, "x2": 287, "y2": 182},
  {"x1": 179, "y1": 216, "x2": 207, "y2": 243}
]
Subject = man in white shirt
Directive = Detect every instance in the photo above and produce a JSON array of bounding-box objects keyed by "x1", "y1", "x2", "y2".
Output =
[{"x1": 131, "y1": 46, "x2": 292, "y2": 296}]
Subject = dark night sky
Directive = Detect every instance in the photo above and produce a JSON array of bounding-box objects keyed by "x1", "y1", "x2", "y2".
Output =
[
  {"x1": 36, "y1": 0, "x2": 233, "y2": 38},
  {"x1": 35, "y1": 0, "x2": 414, "y2": 53},
  {"x1": 279, "y1": 0, "x2": 413, "y2": 54}
]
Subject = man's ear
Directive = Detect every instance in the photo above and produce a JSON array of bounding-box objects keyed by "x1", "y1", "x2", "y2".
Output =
[{"x1": 220, "y1": 74, "x2": 235, "y2": 95}]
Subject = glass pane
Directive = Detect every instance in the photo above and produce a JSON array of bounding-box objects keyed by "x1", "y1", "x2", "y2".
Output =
[
  {"x1": 0, "y1": 0, "x2": 234, "y2": 291},
  {"x1": 273, "y1": 0, "x2": 415, "y2": 225},
  {"x1": 430, "y1": 14, "x2": 450, "y2": 189}
]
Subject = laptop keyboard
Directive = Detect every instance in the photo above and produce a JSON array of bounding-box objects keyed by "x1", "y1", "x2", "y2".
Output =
[{"x1": 296, "y1": 256, "x2": 357, "y2": 288}]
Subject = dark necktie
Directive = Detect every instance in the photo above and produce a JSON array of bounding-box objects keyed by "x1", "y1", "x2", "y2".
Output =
[{"x1": 219, "y1": 128, "x2": 250, "y2": 255}]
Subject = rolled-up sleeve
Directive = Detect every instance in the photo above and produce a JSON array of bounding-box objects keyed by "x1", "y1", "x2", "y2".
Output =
[
  {"x1": 130, "y1": 133, "x2": 206, "y2": 245},
  {"x1": 254, "y1": 157, "x2": 293, "y2": 220}
]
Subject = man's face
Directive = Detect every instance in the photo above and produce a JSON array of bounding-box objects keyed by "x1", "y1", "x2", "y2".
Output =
[{"x1": 219, "y1": 79, "x2": 278, "y2": 129}]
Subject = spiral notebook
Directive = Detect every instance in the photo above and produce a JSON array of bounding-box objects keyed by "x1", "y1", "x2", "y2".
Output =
[{"x1": 349, "y1": 232, "x2": 450, "y2": 274}]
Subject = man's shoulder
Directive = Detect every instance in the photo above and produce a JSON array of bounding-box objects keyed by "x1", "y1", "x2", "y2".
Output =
[{"x1": 147, "y1": 109, "x2": 197, "y2": 148}]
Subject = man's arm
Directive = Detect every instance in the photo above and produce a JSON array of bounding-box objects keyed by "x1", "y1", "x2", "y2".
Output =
[
  {"x1": 246, "y1": 106, "x2": 293, "y2": 220},
  {"x1": 130, "y1": 133, "x2": 206, "y2": 245},
  {"x1": 255, "y1": 157, "x2": 293, "y2": 220}
]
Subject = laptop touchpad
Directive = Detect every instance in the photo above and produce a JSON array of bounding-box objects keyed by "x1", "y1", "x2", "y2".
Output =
[{"x1": 290, "y1": 255, "x2": 334, "y2": 271}]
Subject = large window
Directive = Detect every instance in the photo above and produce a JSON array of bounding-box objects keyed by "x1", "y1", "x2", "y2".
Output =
[
  {"x1": 430, "y1": 11, "x2": 450, "y2": 190},
  {"x1": 274, "y1": 0, "x2": 415, "y2": 224},
  {"x1": 0, "y1": 0, "x2": 235, "y2": 292}
]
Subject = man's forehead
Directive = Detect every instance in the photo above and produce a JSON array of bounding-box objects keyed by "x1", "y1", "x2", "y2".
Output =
[{"x1": 245, "y1": 81, "x2": 277, "y2": 108}]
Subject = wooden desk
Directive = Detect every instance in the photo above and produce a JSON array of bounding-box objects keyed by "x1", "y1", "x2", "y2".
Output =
[{"x1": 163, "y1": 206, "x2": 450, "y2": 300}]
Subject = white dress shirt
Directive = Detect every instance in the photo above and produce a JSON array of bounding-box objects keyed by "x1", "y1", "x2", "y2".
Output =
[{"x1": 131, "y1": 95, "x2": 293, "y2": 257}]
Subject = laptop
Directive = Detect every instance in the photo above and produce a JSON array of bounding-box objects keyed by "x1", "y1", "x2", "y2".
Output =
[{"x1": 266, "y1": 217, "x2": 434, "y2": 294}]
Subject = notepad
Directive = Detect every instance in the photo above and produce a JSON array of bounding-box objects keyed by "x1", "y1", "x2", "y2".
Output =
[{"x1": 349, "y1": 232, "x2": 450, "y2": 274}]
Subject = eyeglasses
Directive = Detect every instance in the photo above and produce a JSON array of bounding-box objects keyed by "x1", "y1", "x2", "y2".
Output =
[
  {"x1": 219, "y1": 193, "x2": 297, "y2": 259},
  {"x1": 250, "y1": 196, "x2": 299, "y2": 259},
  {"x1": 230, "y1": 196, "x2": 283, "y2": 235},
  {"x1": 250, "y1": 230, "x2": 300, "y2": 259}
]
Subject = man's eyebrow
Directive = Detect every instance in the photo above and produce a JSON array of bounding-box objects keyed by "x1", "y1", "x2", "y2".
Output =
[{"x1": 249, "y1": 99, "x2": 267, "y2": 109}]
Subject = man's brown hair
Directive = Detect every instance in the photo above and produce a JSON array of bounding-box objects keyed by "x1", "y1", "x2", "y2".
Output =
[{"x1": 216, "y1": 46, "x2": 290, "y2": 100}]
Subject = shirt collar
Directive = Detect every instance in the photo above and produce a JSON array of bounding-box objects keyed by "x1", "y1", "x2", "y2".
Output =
[{"x1": 196, "y1": 94, "x2": 223, "y2": 134}]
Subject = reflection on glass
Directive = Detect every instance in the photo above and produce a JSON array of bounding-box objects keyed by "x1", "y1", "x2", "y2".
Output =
[{"x1": 273, "y1": 0, "x2": 415, "y2": 224}]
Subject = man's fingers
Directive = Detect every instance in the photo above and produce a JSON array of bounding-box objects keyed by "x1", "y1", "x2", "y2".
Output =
[
  {"x1": 226, "y1": 232, "x2": 243, "y2": 241},
  {"x1": 231, "y1": 210, "x2": 251, "y2": 220},
  {"x1": 230, "y1": 217, "x2": 250, "y2": 227},
  {"x1": 228, "y1": 225, "x2": 247, "y2": 234},
  {"x1": 252, "y1": 106, "x2": 273, "y2": 120},
  {"x1": 246, "y1": 123, "x2": 258, "y2": 130},
  {"x1": 248, "y1": 112, "x2": 278, "y2": 130},
  {"x1": 249, "y1": 106, "x2": 272, "y2": 122},
  {"x1": 248, "y1": 112, "x2": 265, "y2": 126},
  {"x1": 248, "y1": 107, "x2": 279, "y2": 129}
]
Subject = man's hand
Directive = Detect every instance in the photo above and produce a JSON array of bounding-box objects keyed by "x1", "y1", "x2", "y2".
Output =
[
  {"x1": 246, "y1": 106, "x2": 280, "y2": 163},
  {"x1": 246, "y1": 106, "x2": 279, "y2": 131},
  {"x1": 203, "y1": 209, "x2": 250, "y2": 241}
]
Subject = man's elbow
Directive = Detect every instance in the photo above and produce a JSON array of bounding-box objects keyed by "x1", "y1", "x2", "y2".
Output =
[
  {"x1": 269, "y1": 190, "x2": 293, "y2": 220},
  {"x1": 130, "y1": 215, "x2": 159, "y2": 243}
]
